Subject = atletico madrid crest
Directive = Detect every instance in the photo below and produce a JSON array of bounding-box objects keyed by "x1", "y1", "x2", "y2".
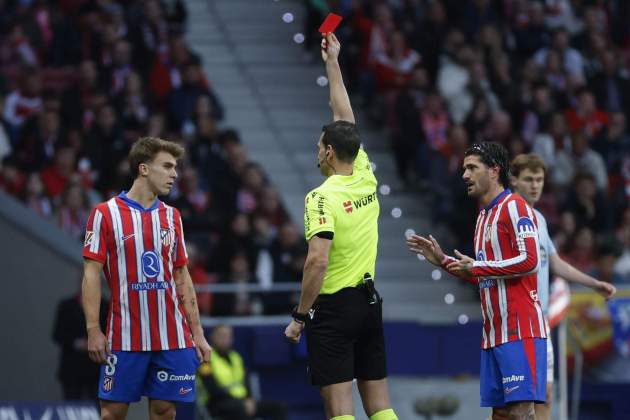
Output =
[
  {"x1": 160, "y1": 228, "x2": 175, "y2": 247},
  {"x1": 103, "y1": 376, "x2": 114, "y2": 392}
]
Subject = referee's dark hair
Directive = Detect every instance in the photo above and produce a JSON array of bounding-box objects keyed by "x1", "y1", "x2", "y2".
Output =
[
  {"x1": 322, "y1": 121, "x2": 360, "y2": 163},
  {"x1": 465, "y1": 142, "x2": 511, "y2": 188}
]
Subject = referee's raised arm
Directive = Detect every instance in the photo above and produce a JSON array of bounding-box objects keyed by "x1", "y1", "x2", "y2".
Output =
[{"x1": 322, "y1": 33, "x2": 355, "y2": 124}]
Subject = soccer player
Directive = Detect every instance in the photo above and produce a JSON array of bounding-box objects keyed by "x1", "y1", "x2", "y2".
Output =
[
  {"x1": 82, "y1": 137, "x2": 211, "y2": 420},
  {"x1": 284, "y1": 33, "x2": 398, "y2": 420},
  {"x1": 407, "y1": 142, "x2": 546, "y2": 420},
  {"x1": 511, "y1": 153, "x2": 616, "y2": 420}
]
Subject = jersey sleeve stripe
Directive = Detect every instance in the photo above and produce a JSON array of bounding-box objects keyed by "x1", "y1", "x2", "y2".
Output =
[
  {"x1": 90, "y1": 209, "x2": 103, "y2": 254},
  {"x1": 483, "y1": 287, "x2": 495, "y2": 347},
  {"x1": 107, "y1": 199, "x2": 131, "y2": 351},
  {"x1": 167, "y1": 206, "x2": 186, "y2": 348},
  {"x1": 152, "y1": 210, "x2": 171, "y2": 350}
]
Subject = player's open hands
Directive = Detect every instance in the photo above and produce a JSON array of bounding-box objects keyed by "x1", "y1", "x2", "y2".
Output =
[
  {"x1": 194, "y1": 333, "x2": 212, "y2": 363},
  {"x1": 594, "y1": 280, "x2": 617, "y2": 300},
  {"x1": 446, "y1": 250, "x2": 475, "y2": 277},
  {"x1": 284, "y1": 319, "x2": 304, "y2": 344},
  {"x1": 321, "y1": 32, "x2": 340, "y2": 63},
  {"x1": 406, "y1": 234, "x2": 445, "y2": 266},
  {"x1": 87, "y1": 327, "x2": 110, "y2": 364}
]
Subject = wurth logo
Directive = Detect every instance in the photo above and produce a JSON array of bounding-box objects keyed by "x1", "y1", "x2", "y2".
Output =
[{"x1": 343, "y1": 201, "x2": 353, "y2": 213}]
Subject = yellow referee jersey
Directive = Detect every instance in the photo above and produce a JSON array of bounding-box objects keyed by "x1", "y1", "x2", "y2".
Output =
[{"x1": 304, "y1": 148, "x2": 379, "y2": 294}]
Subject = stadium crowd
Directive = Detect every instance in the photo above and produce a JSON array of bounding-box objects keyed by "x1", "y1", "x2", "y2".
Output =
[
  {"x1": 306, "y1": 0, "x2": 630, "y2": 284},
  {"x1": 0, "y1": 0, "x2": 306, "y2": 316},
  {"x1": 1, "y1": 0, "x2": 629, "y2": 318}
]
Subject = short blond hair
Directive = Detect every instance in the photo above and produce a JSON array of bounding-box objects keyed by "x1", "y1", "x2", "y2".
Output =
[
  {"x1": 128, "y1": 137, "x2": 185, "y2": 179},
  {"x1": 511, "y1": 154, "x2": 546, "y2": 178}
]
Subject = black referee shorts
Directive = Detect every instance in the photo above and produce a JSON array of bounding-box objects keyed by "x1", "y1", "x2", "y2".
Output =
[{"x1": 305, "y1": 284, "x2": 387, "y2": 387}]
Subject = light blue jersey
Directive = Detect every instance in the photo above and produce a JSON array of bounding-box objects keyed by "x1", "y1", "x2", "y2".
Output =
[{"x1": 534, "y1": 209, "x2": 557, "y2": 315}]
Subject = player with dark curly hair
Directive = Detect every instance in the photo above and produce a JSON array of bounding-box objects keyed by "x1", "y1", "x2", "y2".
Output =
[{"x1": 407, "y1": 142, "x2": 547, "y2": 420}]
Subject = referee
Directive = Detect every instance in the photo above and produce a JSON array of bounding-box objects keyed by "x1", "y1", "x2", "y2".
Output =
[{"x1": 284, "y1": 33, "x2": 398, "y2": 420}]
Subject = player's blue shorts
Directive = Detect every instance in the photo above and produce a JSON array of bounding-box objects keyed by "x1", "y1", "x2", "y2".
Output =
[
  {"x1": 98, "y1": 348, "x2": 200, "y2": 403},
  {"x1": 480, "y1": 338, "x2": 547, "y2": 407}
]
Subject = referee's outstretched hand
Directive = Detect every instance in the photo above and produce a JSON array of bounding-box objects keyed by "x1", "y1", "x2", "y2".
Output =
[
  {"x1": 285, "y1": 320, "x2": 304, "y2": 344},
  {"x1": 321, "y1": 32, "x2": 340, "y2": 63}
]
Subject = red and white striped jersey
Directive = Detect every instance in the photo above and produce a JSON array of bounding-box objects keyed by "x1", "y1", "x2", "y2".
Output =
[
  {"x1": 443, "y1": 189, "x2": 546, "y2": 349},
  {"x1": 83, "y1": 192, "x2": 193, "y2": 352}
]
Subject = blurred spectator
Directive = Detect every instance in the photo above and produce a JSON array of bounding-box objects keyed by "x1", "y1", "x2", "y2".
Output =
[
  {"x1": 172, "y1": 166, "x2": 220, "y2": 232},
  {"x1": 565, "y1": 89, "x2": 609, "y2": 137},
  {"x1": 52, "y1": 284, "x2": 108, "y2": 401},
  {"x1": 212, "y1": 213, "x2": 260, "y2": 278},
  {"x1": 3, "y1": 67, "x2": 43, "y2": 139},
  {"x1": 593, "y1": 112, "x2": 629, "y2": 173},
  {"x1": 270, "y1": 223, "x2": 306, "y2": 284},
  {"x1": 534, "y1": 27, "x2": 585, "y2": 80},
  {"x1": 14, "y1": 109, "x2": 62, "y2": 172},
  {"x1": 562, "y1": 227, "x2": 597, "y2": 273},
  {"x1": 590, "y1": 50, "x2": 630, "y2": 118},
  {"x1": 23, "y1": 172, "x2": 52, "y2": 218},
  {"x1": 390, "y1": 66, "x2": 428, "y2": 183},
  {"x1": 437, "y1": 43, "x2": 474, "y2": 124},
  {"x1": 373, "y1": 30, "x2": 420, "y2": 91},
  {"x1": 213, "y1": 253, "x2": 256, "y2": 317},
  {"x1": 166, "y1": 62, "x2": 223, "y2": 131},
  {"x1": 0, "y1": 157, "x2": 26, "y2": 196},
  {"x1": 562, "y1": 172, "x2": 611, "y2": 233},
  {"x1": 513, "y1": 1, "x2": 551, "y2": 57},
  {"x1": 56, "y1": 182, "x2": 90, "y2": 241},
  {"x1": 187, "y1": 242, "x2": 213, "y2": 315},
  {"x1": 113, "y1": 71, "x2": 151, "y2": 133},
  {"x1": 259, "y1": 186, "x2": 288, "y2": 228},
  {"x1": 85, "y1": 104, "x2": 126, "y2": 193},
  {"x1": 237, "y1": 163, "x2": 266, "y2": 215},
  {"x1": 553, "y1": 132, "x2": 608, "y2": 191},
  {"x1": 1, "y1": 23, "x2": 38, "y2": 67},
  {"x1": 590, "y1": 238, "x2": 625, "y2": 284},
  {"x1": 532, "y1": 112, "x2": 571, "y2": 167},
  {"x1": 613, "y1": 208, "x2": 630, "y2": 282},
  {"x1": 41, "y1": 146, "x2": 76, "y2": 200}
]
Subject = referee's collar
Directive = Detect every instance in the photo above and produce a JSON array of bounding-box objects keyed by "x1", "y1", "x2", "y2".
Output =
[
  {"x1": 118, "y1": 191, "x2": 160, "y2": 212},
  {"x1": 484, "y1": 188, "x2": 511, "y2": 212}
]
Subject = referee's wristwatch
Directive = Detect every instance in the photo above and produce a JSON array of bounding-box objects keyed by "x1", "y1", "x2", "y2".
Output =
[{"x1": 292, "y1": 307, "x2": 309, "y2": 324}]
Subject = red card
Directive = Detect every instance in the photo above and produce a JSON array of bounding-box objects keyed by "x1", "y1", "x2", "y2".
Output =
[{"x1": 318, "y1": 13, "x2": 343, "y2": 34}]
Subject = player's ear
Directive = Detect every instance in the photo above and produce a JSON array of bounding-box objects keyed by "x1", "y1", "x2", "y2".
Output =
[{"x1": 139, "y1": 162, "x2": 149, "y2": 176}]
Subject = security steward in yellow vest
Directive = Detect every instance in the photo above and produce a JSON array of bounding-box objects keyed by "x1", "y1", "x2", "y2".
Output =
[{"x1": 197, "y1": 325, "x2": 287, "y2": 420}]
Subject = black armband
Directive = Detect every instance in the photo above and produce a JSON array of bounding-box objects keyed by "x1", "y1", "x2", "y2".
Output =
[{"x1": 315, "y1": 231, "x2": 334, "y2": 240}]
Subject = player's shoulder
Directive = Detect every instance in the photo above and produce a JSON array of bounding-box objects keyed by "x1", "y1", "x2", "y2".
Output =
[
  {"x1": 506, "y1": 192, "x2": 527, "y2": 205},
  {"x1": 502, "y1": 193, "x2": 532, "y2": 214},
  {"x1": 160, "y1": 201, "x2": 182, "y2": 216},
  {"x1": 305, "y1": 185, "x2": 329, "y2": 202},
  {"x1": 91, "y1": 198, "x2": 116, "y2": 215},
  {"x1": 532, "y1": 208, "x2": 550, "y2": 232}
]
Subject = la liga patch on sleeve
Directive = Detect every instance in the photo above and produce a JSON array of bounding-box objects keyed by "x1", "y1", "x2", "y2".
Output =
[{"x1": 516, "y1": 217, "x2": 536, "y2": 238}]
